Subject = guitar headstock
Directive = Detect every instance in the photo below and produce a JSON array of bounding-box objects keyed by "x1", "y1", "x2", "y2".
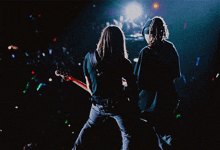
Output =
[
  {"x1": 55, "y1": 67, "x2": 72, "y2": 81},
  {"x1": 54, "y1": 70, "x2": 62, "y2": 77}
]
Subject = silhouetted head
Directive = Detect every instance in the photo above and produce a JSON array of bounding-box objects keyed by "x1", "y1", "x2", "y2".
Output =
[
  {"x1": 142, "y1": 16, "x2": 169, "y2": 46},
  {"x1": 96, "y1": 25, "x2": 128, "y2": 60}
]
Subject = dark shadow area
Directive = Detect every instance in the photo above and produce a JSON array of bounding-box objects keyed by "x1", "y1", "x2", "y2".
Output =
[{"x1": 0, "y1": 1, "x2": 220, "y2": 150}]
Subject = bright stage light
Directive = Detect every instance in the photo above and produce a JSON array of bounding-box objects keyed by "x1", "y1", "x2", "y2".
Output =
[
  {"x1": 126, "y1": 3, "x2": 142, "y2": 20},
  {"x1": 153, "y1": 2, "x2": 159, "y2": 9}
]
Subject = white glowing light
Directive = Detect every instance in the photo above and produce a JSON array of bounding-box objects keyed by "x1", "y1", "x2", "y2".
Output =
[
  {"x1": 126, "y1": 3, "x2": 142, "y2": 20},
  {"x1": 72, "y1": 131, "x2": 74, "y2": 134},
  {"x1": 42, "y1": 53, "x2": 45, "y2": 57},
  {"x1": 78, "y1": 63, "x2": 81, "y2": 66},
  {"x1": 133, "y1": 58, "x2": 138, "y2": 62},
  {"x1": 216, "y1": 73, "x2": 219, "y2": 78},
  {"x1": 120, "y1": 16, "x2": 123, "y2": 22},
  {"x1": 8, "y1": 46, "x2": 12, "y2": 50},
  {"x1": 15, "y1": 106, "x2": 18, "y2": 109},
  {"x1": 0, "y1": 129, "x2": 2, "y2": 132},
  {"x1": 68, "y1": 124, "x2": 71, "y2": 127},
  {"x1": 49, "y1": 78, "x2": 52, "y2": 82}
]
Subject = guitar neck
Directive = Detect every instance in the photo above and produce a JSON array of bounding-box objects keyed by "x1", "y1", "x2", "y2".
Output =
[
  {"x1": 69, "y1": 77, "x2": 88, "y2": 92},
  {"x1": 55, "y1": 70, "x2": 89, "y2": 93}
]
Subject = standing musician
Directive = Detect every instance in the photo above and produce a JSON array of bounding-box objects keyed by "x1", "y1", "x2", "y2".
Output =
[
  {"x1": 134, "y1": 16, "x2": 181, "y2": 148},
  {"x1": 72, "y1": 25, "x2": 139, "y2": 150}
]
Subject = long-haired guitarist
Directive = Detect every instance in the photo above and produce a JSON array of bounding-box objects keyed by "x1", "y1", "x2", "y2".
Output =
[{"x1": 72, "y1": 25, "x2": 139, "y2": 150}]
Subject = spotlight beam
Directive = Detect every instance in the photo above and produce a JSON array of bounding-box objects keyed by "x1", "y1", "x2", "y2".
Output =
[{"x1": 125, "y1": 3, "x2": 142, "y2": 20}]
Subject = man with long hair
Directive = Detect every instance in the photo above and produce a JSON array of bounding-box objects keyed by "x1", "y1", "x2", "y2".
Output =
[
  {"x1": 134, "y1": 16, "x2": 181, "y2": 149},
  {"x1": 72, "y1": 25, "x2": 139, "y2": 150}
]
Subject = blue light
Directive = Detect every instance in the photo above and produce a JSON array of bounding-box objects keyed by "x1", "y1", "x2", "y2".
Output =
[
  {"x1": 12, "y1": 54, "x2": 15, "y2": 58},
  {"x1": 196, "y1": 57, "x2": 200, "y2": 66},
  {"x1": 37, "y1": 83, "x2": 43, "y2": 91},
  {"x1": 49, "y1": 49, "x2": 52, "y2": 55},
  {"x1": 30, "y1": 15, "x2": 32, "y2": 18},
  {"x1": 182, "y1": 75, "x2": 186, "y2": 83}
]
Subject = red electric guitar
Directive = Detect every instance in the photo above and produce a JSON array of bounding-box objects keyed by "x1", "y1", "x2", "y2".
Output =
[
  {"x1": 55, "y1": 70, "x2": 88, "y2": 92},
  {"x1": 55, "y1": 70, "x2": 128, "y2": 93}
]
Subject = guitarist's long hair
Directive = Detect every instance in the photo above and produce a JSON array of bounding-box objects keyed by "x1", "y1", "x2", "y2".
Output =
[{"x1": 96, "y1": 25, "x2": 128, "y2": 61}]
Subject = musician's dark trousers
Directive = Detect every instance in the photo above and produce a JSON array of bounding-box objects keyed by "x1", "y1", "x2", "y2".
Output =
[
  {"x1": 73, "y1": 103, "x2": 136, "y2": 150},
  {"x1": 138, "y1": 89, "x2": 177, "y2": 149}
]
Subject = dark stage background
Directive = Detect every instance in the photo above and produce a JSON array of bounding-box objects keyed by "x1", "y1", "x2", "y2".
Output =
[{"x1": 0, "y1": 0, "x2": 220, "y2": 149}]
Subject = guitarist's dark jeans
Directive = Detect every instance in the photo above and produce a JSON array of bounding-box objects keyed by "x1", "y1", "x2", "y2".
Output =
[{"x1": 73, "y1": 103, "x2": 138, "y2": 150}]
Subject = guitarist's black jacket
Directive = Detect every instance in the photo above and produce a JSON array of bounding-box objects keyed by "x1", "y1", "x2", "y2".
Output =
[{"x1": 83, "y1": 51, "x2": 138, "y2": 103}]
